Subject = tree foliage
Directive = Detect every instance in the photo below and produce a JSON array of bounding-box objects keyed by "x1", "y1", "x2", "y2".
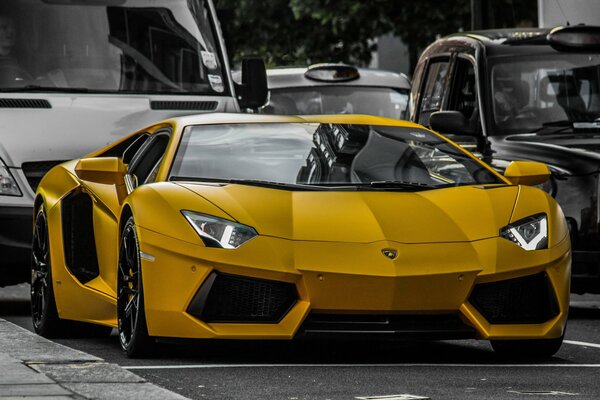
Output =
[{"x1": 216, "y1": 1, "x2": 471, "y2": 70}]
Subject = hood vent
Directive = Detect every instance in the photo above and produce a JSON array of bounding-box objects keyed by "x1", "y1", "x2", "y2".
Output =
[
  {"x1": 0, "y1": 98, "x2": 51, "y2": 109},
  {"x1": 150, "y1": 100, "x2": 218, "y2": 111}
]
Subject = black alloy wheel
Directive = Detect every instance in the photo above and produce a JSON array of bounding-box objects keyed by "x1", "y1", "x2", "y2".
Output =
[
  {"x1": 31, "y1": 204, "x2": 60, "y2": 336},
  {"x1": 117, "y1": 216, "x2": 153, "y2": 357}
]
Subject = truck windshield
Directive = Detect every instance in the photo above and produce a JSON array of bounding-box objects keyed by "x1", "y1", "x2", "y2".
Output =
[
  {"x1": 0, "y1": 0, "x2": 227, "y2": 95},
  {"x1": 489, "y1": 53, "x2": 600, "y2": 134}
]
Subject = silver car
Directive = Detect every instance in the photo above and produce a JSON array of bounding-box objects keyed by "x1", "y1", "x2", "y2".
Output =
[{"x1": 261, "y1": 64, "x2": 410, "y2": 119}]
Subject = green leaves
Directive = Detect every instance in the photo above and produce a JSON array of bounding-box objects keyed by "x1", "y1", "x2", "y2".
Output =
[{"x1": 217, "y1": 0, "x2": 471, "y2": 69}]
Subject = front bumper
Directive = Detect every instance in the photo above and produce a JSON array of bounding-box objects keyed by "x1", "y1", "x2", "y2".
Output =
[
  {"x1": 0, "y1": 206, "x2": 33, "y2": 286},
  {"x1": 137, "y1": 226, "x2": 570, "y2": 341}
]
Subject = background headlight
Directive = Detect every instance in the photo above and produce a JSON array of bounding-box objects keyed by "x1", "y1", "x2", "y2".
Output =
[
  {"x1": 500, "y1": 214, "x2": 548, "y2": 250},
  {"x1": 0, "y1": 159, "x2": 22, "y2": 196},
  {"x1": 182, "y1": 211, "x2": 257, "y2": 249}
]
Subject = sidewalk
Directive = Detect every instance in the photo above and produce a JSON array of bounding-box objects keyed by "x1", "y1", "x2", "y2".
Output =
[{"x1": 0, "y1": 317, "x2": 188, "y2": 399}]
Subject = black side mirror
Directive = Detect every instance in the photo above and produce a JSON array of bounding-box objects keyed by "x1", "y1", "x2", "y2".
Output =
[
  {"x1": 235, "y1": 57, "x2": 268, "y2": 111},
  {"x1": 429, "y1": 111, "x2": 478, "y2": 136}
]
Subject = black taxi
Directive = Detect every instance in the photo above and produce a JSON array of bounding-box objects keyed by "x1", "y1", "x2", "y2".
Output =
[{"x1": 410, "y1": 26, "x2": 600, "y2": 294}]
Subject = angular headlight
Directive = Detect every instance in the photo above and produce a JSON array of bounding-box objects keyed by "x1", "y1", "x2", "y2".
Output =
[
  {"x1": 182, "y1": 211, "x2": 257, "y2": 249},
  {"x1": 0, "y1": 159, "x2": 21, "y2": 196},
  {"x1": 500, "y1": 214, "x2": 548, "y2": 250}
]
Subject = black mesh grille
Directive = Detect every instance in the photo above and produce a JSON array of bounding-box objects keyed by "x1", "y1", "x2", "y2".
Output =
[
  {"x1": 150, "y1": 100, "x2": 218, "y2": 111},
  {"x1": 298, "y1": 313, "x2": 475, "y2": 339},
  {"x1": 187, "y1": 272, "x2": 297, "y2": 323},
  {"x1": 21, "y1": 161, "x2": 66, "y2": 192},
  {"x1": 0, "y1": 98, "x2": 51, "y2": 108},
  {"x1": 469, "y1": 272, "x2": 560, "y2": 324}
]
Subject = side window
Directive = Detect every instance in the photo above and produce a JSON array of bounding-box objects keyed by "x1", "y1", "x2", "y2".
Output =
[
  {"x1": 448, "y1": 58, "x2": 477, "y2": 120},
  {"x1": 128, "y1": 133, "x2": 170, "y2": 185},
  {"x1": 418, "y1": 59, "x2": 450, "y2": 126}
]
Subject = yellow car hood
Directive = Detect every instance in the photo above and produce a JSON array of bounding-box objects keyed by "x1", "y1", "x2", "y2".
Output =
[{"x1": 178, "y1": 183, "x2": 518, "y2": 244}]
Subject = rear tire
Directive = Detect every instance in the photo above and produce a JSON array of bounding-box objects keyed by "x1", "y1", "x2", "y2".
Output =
[
  {"x1": 491, "y1": 334, "x2": 564, "y2": 359},
  {"x1": 31, "y1": 204, "x2": 113, "y2": 338},
  {"x1": 117, "y1": 216, "x2": 154, "y2": 358}
]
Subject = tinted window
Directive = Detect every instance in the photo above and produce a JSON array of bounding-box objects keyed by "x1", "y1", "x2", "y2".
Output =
[
  {"x1": 129, "y1": 134, "x2": 169, "y2": 183},
  {"x1": 489, "y1": 53, "x2": 600, "y2": 134},
  {"x1": 262, "y1": 86, "x2": 409, "y2": 120},
  {"x1": 418, "y1": 60, "x2": 450, "y2": 126},
  {"x1": 449, "y1": 58, "x2": 477, "y2": 120},
  {"x1": 170, "y1": 123, "x2": 501, "y2": 188}
]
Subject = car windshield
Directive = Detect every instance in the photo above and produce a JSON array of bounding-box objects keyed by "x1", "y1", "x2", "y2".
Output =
[
  {"x1": 0, "y1": 0, "x2": 227, "y2": 95},
  {"x1": 261, "y1": 87, "x2": 409, "y2": 119},
  {"x1": 169, "y1": 123, "x2": 501, "y2": 189},
  {"x1": 490, "y1": 53, "x2": 600, "y2": 134}
]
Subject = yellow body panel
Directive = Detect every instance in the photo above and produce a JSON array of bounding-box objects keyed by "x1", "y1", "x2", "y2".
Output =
[{"x1": 34, "y1": 113, "x2": 570, "y2": 342}]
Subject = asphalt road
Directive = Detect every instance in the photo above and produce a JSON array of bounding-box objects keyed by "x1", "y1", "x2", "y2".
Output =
[{"x1": 2, "y1": 284, "x2": 600, "y2": 400}]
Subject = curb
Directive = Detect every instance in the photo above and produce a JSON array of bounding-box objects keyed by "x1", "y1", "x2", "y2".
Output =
[{"x1": 0, "y1": 318, "x2": 188, "y2": 399}]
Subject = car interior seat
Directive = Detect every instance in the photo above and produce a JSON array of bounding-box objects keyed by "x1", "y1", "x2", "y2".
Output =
[
  {"x1": 350, "y1": 129, "x2": 433, "y2": 184},
  {"x1": 556, "y1": 76, "x2": 588, "y2": 121}
]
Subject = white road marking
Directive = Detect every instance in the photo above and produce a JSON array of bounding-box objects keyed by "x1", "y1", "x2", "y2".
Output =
[
  {"x1": 122, "y1": 363, "x2": 600, "y2": 370},
  {"x1": 356, "y1": 395, "x2": 430, "y2": 400},
  {"x1": 564, "y1": 340, "x2": 600, "y2": 349},
  {"x1": 507, "y1": 390, "x2": 579, "y2": 396}
]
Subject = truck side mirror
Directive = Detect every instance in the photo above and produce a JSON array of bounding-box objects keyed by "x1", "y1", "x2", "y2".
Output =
[
  {"x1": 504, "y1": 161, "x2": 550, "y2": 186},
  {"x1": 430, "y1": 111, "x2": 477, "y2": 136},
  {"x1": 235, "y1": 57, "x2": 268, "y2": 111},
  {"x1": 75, "y1": 157, "x2": 126, "y2": 185}
]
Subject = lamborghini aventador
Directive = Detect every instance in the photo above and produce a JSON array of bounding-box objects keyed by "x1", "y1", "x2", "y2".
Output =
[{"x1": 31, "y1": 113, "x2": 570, "y2": 358}]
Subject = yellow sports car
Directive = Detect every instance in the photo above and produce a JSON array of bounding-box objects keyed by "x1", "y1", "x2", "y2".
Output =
[{"x1": 31, "y1": 114, "x2": 570, "y2": 358}]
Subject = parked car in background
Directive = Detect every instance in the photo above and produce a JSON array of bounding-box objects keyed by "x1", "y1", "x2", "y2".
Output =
[
  {"x1": 410, "y1": 25, "x2": 600, "y2": 294},
  {"x1": 32, "y1": 113, "x2": 568, "y2": 358},
  {"x1": 0, "y1": 0, "x2": 266, "y2": 287},
  {"x1": 260, "y1": 64, "x2": 410, "y2": 119}
]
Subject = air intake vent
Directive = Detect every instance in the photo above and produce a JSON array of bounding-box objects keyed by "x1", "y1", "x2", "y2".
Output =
[
  {"x1": 150, "y1": 101, "x2": 218, "y2": 111},
  {"x1": 187, "y1": 272, "x2": 297, "y2": 323},
  {"x1": 298, "y1": 314, "x2": 475, "y2": 339},
  {"x1": 469, "y1": 272, "x2": 559, "y2": 324},
  {"x1": 22, "y1": 160, "x2": 67, "y2": 192},
  {"x1": 0, "y1": 98, "x2": 51, "y2": 109}
]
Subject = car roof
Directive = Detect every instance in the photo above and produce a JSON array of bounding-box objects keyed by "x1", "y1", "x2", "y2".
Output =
[
  {"x1": 453, "y1": 28, "x2": 551, "y2": 44},
  {"x1": 266, "y1": 66, "x2": 411, "y2": 90},
  {"x1": 168, "y1": 112, "x2": 422, "y2": 129}
]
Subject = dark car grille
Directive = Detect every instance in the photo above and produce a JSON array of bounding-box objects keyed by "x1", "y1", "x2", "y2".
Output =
[
  {"x1": 187, "y1": 272, "x2": 297, "y2": 323},
  {"x1": 150, "y1": 100, "x2": 218, "y2": 111},
  {"x1": 469, "y1": 272, "x2": 560, "y2": 324},
  {"x1": 298, "y1": 313, "x2": 475, "y2": 339},
  {"x1": 0, "y1": 98, "x2": 51, "y2": 109},
  {"x1": 21, "y1": 161, "x2": 67, "y2": 192}
]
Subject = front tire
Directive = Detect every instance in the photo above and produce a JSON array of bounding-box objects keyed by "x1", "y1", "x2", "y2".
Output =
[
  {"x1": 491, "y1": 334, "x2": 564, "y2": 359},
  {"x1": 117, "y1": 216, "x2": 154, "y2": 357}
]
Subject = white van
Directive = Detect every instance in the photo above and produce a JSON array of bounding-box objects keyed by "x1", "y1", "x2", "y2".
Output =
[{"x1": 0, "y1": 0, "x2": 266, "y2": 286}]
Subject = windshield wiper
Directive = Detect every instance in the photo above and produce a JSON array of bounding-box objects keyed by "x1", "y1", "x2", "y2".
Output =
[
  {"x1": 368, "y1": 180, "x2": 443, "y2": 190},
  {"x1": 169, "y1": 176, "x2": 317, "y2": 190},
  {"x1": 532, "y1": 120, "x2": 573, "y2": 134},
  {"x1": 0, "y1": 85, "x2": 90, "y2": 93},
  {"x1": 170, "y1": 176, "x2": 445, "y2": 191}
]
